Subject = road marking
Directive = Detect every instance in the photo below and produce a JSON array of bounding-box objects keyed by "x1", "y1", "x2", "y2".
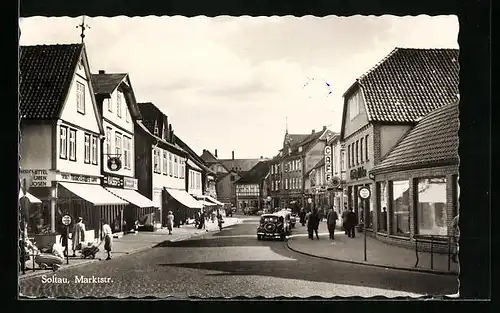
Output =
[{"x1": 163, "y1": 246, "x2": 297, "y2": 264}]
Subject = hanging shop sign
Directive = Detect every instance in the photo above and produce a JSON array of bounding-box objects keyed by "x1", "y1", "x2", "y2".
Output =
[
  {"x1": 350, "y1": 167, "x2": 367, "y2": 180},
  {"x1": 123, "y1": 177, "x2": 138, "y2": 190},
  {"x1": 102, "y1": 173, "x2": 124, "y2": 188},
  {"x1": 107, "y1": 157, "x2": 122, "y2": 171},
  {"x1": 324, "y1": 146, "x2": 333, "y2": 183},
  {"x1": 58, "y1": 172, "x2": 100, "y2": 184},
  {"x1": 19, "y1": 169, "x2": 54, "y2": 187}
]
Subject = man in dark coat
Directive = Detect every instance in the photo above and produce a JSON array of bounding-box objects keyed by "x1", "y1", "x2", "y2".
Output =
[
  {"x1": 347, "y1": 208, "x2": 358, "y2": 238},
  {"x1": 326, "y1": 206, "x2": 339, "y2": 240},
  {"x1": 307, "y1": 208, "x2": 320, "y2": 240}
]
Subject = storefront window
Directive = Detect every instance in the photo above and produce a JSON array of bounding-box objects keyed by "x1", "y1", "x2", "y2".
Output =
[
  {"x1": 27, "y1": 202, "x2": 50, "y2": 235},
  {"x1": 377, "y1": 181, "x2": 388, "y2": 233},
  {"x1": 416, "y1": 177, "x2": 447, "y2": 236},
  {"x1": 390, "y1": 180, "x2": 410, "y2": 236}
]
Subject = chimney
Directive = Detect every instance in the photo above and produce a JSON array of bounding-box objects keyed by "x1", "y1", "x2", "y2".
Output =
[
  {"x1": 323, "y1": 126, "x2": 327, "y2": 131},
  {"x1": 98, "y1": 70, "x2": 105, "y2": 74},
  {"x1": 260, "y1": 156, "x2": 263, "y2": 159},
  {"x1": 311, "y1": 129, "x2": 315, "y2": 134},
  {"x1": 232, "y1": 151, "x2": 235, "y2": 160},
  {"x1": 215, "y1": 149, "x2": 218, "y2": 158}
]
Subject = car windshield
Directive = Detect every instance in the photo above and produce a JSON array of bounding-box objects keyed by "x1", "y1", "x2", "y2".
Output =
[{"x1": 261, "y1": 216, "x2": 278, "y2": 223}]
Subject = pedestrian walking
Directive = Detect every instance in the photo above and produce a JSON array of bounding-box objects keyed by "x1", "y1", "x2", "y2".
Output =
[
  {"x1": 326, "y1": 206, "x2": 339, "y2": 240},
  {"x1": 101, "y1": 219, "x2": 113, "y2": 260},
  {"x1": 346, "y1": 208, "x2": 358, "y2": 238},
  {"x1": 307, "y1": 208, "x2": 320, "y2": 240},
  {"x1": 59, "y1": 225, "x2": 68, "y2": 257},
  {"x1": 299, "y1": 207, "x2": 306, "y2": 226},
  {"x1": 71, "y1": 217, "x2": 86, "y2": 257},
  {"x1": 342, "y1": 209, "x2": 349, "y2": 235},
  {"x1": 166, "y1": 211, "x2": 174, "y2": 235},
  {"x1": 451, "y1": 213, "x2": 460, "y2": 263}
]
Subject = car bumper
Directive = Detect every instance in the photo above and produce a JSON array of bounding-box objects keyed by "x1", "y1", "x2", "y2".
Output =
[{"x1": 257, "y1": 232, "x2": 283, "y2": 237}]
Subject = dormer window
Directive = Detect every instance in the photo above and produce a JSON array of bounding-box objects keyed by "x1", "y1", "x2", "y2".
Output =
[{"x1": 154, "y1": 121, "x2": 159, "y2": 136}]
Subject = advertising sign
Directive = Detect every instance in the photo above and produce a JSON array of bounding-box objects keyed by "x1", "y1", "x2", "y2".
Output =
[
  {"x1": 324, "y1": 145, "x2": 333, "y2": 183},
  {"x1": 20, "y1": 169, "x2": 52, "y2": 187},
  {"x1": 123, "y1": 177, "x2": 138, "y2": 190},
  {"x1": 102, "y1": 173, "x2": 124, "y2": 188},
  {"x1": 59, "y1": 172, "x2": 100, "y2": 184}
]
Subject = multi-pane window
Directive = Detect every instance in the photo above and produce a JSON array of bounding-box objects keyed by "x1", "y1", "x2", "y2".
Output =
[
  {"x1": 60, "y1": 126, "x2": 67, "y2": 159},
  {"x1": 169, "y1": 153, "x2": 173, "y2": 176},
  {"x1": 180, "y1": 159, "x2": 185, "y2": 179},
  {"x1": 69, "y1": 129, "x2": 76, "y2": 161},
  {"x1": 115, "y1": 133, "x2": 122, "y2": 157},
  {"x1": 117, "y1": 92, "x2": 122, "y2": 118},
  {"x1": 91, "y1": 135, "x2": 98, "y2": 165},
  {"x1": 365, "y1": 135, "x2": 369, "y2": 161},
  {"x1": 123, "y1": 136, "x2": 131, "y2": 169},
  {"x1": 162, "y1": 151, "x2": 168, "y2": 175},
  {"x1": 390, "y1": 180, "x2": 411, "y2": 236},
  {"x1": 106, "y1": 127, "x2": 112, "y2": 154},
  {"x1": 174, "y1": 156, "x2": 178, "y2": 177},
  {"x1": 196, "y1": 172, "x2": 201, "y2": 189},
  {"x1": 76, "y1": 82, "x2": 85, "y2": 114},
  {"x1": 341, "y1": 150, "x2": 346, "y2": 171},
  {"x1": 153, "y1": 148, "x2": 160, "y2": 173},
  {"x1": 360, "y1": 138, "x2": 364, "y2": 163},
  {"x1": 84, "y1": 134, "x2": 91, "y2": 164},
  {"x1": 106, "y1": 98, "x2": 112, "y2": 112}
]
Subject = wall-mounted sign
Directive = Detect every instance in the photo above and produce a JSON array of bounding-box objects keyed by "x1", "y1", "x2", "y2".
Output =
[
  {"x1": 59, "y1": 172, "x2": 99, "y2": 184},
  {"x1": 107, "y1": 157, "x2": 122, "y2": 171},
  {"x1": 324, "y1": 146, "x2": 333, "y2": 183},
  {"x1": 102, "y1": 173, "x2": 124, "y2": 188},
  {"x1": 20, "y1": 169, "x2": 53, "y2": 187},
  {"x1": 123, "y1": 177, "x2": 138, "y2": 190},
  {"x1": 358, "y1": 186, "x2": 371, "y2": 199},
  {"x1": 350, "y1": 167, "x2": 367, "y2": 180}
]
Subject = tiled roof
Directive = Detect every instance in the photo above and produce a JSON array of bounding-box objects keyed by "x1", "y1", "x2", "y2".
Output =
[
  {"x1": 371, "y1": 102, "x2": 459, "y2": 173},
  {"x1": 200, "y1": 150, "x2": 218, "y2": 163},
  {"x1": 287, "y1": 130, "x2": 326, "y2": 157},
  {"x1": 358, "y1": 48, "x2": 459, "y2": 123},
  {"x1": 288, "y1": 134, "x2": 310, "y2": 147},
  {"x1": 219, "y1": 158, "x2": 263, "y2": 173},
  {"x1": 91, "y1": 73, "x2": 127, "y2": 94},
  {"x1": 20, "y1": 44, "x2": 83, "y2": 119},
  {"x1": 235, "y1": 161, "x2": 270, "y2": 184}
]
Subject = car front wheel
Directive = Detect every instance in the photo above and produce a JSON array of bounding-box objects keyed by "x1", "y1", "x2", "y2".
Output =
[{"x1": 257, "y1": 235, "x2": 262, "y2": 241}]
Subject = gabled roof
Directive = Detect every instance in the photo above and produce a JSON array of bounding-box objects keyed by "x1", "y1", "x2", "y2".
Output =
[
  {"x1": 91, "y1": 73, "x2": 127, "y2": 94},
  {"x1": 371, "y1": 101, "x2": 459, "y2": 174},
  {"x1": 287, "y1": 134, "x2": 311, "y2": 147},
  {"x1": 135, "y1": 121, "x2": 186, "y2": 156},
  {"x1": 20, "y1": 44, "x2": 82, "y2": 119},
  {"x1": 174, "y1": 135, "x2": 216, "y2": 175},
  {"x1": 340, "y1": 47, "x2": 459, "y2": 139},
  {"x1": 219, "y1": 158, "x2": 262, "y2": 173},
  {"x1": 235, "y1": 161, "x2": 270, "y2": 184},
  {"x1": 200, "y1": 149, "x2": 218, "y2": 163},
  {"x1": 91, "y1": 72, "x2": 143, "y2": 120}
]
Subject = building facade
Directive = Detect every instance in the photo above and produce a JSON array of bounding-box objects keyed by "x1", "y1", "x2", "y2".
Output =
[
  {"x1": 234, "y1": 161, "x2": 270, "y2": 212},
  {"x1": 370, "y1": 102, "x2": 459, "y2": 253},
  {"x1": 19, "y1": 43, "x2": 128, "y2": 240},
  {"x1": 134, "y1": 102, "x2": 201, "y2": 227},
  {"x1": 91, "y1": 70, "x2": 157, "y2": 233},
  {"x1": 339, "y1": 47, "x2": 459, "y2": 236}
]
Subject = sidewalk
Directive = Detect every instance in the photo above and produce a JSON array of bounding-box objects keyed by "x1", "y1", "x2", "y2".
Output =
[
  {"x1": 19, "y1": 217, "x2": 242, "y2": 279},
  {"x1": 287, "y1": 222, "x2": 459, "y2": 276}
]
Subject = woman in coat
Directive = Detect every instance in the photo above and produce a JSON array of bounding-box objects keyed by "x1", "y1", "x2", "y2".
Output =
[
  {"x1": 71, "y1": 217, "x2": 86, "y2": 257},
  {"x1": 166, "y1": 211, "x2": 174, "y2": 235},
  {"x1": 101, "y1": 219, "x2": 113, "y2": 260}
]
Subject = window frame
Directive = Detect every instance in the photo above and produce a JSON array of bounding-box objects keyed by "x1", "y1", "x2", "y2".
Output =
[
  {"x1": 91, "y1": 135, "x2": 98, "y2": 165},
  {"x1": 174, "y1": 156, "x2": 178, "y2": 178},
  {"x1": 153, "y1": 148, "x2": 160, "y2": 174},
  {"x1": 117, "y1": 91, "x2": 122, "y2": 118},
  {"x1": 115, "y1": 132, "x2": 122, "y2": 158},
  {"x1": 168, "y1": 153, "x2": 173, "y2": 177},
  {"x1": 360, "y1": 137, "x2": 364, "y2": 163},
  {"x1": 123, "y1": 135, "x2": 131, "y2": 169},
  {"x1": 355, "y1": 140, "x2": 359, "y2": 165},
  {"x1": 68, "y1": 129, "x2": 77, "y2": 161},
  {"x1": 76, "y1": 81, "x2": 85, "y2": 115},
  {"x1": 365, "y1": 134, "x2": 369, "y2": 161},
  {"x1": 105, "y1": 127, "x2": 112, "y2": 155},
  {"x1": 59, "y1": 126, "x2": 68, "y2": 159},
  {"x1": 84, "y1": 133, "x2": 91, "y2": 164},
  {"x1": 162, "y1": 151, "x2": 168, "y2": 175}
]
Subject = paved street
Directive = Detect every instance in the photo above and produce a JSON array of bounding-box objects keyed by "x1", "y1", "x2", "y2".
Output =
[{"x1": 19, "y1": 215, "x2": 458, "y2": 298}]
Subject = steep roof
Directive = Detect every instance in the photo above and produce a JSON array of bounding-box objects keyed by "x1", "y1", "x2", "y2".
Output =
[
  {"x1": 200, "y1": 149, "x2": 219, "y2": 163},
  {"x1": 287, "y1": 134, "x2": 311, "y2": 147},
  {"x1": 235, "y1": 161, "x2": 270, "y2": 184},
  {"x1": 219, "y1": 158, "x2": 263, "y2": 172},
  {"x1": 341, "y1": 48, "x2": 459, "y2": 138},
  {"x1": 174, "y1": 135, "x2": 216, "y2": 175},
  {"x1": 20, "y1": 44, "x2": 83, "y2": 119},
  {"x1": 371, "y1": 101, "x2": 459, "y2": 174},
  {"x1": 90, "y1": 73, "x2": 127, "y2": 94}
]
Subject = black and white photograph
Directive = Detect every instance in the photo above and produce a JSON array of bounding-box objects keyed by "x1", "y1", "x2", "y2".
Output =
[{"x1": 18, "y1": 14, "x2": 462, "y2": 298}]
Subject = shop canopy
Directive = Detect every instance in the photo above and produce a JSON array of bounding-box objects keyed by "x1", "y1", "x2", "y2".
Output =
[
  {"x1": 105, "y1": 188, "x2": 158, "y2": 208},
  {"x1": 198, "y1": 199, "x2": 218, "y2": 207},
  {"x1": 200, "y1": 195, "x2": 224, "y2": 206},
  {"x1": 59, "y1": 182, "x2": 128, "y2": 206},
  {"x1": 164, "y1": 188, "x2": 203, "y2": 209},
  {"x1": 18, "y1": 189, "x2": 42, "y2": 204}
]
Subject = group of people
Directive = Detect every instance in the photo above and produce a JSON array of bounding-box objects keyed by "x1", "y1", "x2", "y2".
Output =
[{"x1": 296, "y1": 205, "x2": 360, "y2": 240}]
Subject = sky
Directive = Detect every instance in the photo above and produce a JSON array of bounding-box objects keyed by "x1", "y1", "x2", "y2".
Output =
[{"x1": 19, "y1": 15, "x2": 458, "y2": 159}]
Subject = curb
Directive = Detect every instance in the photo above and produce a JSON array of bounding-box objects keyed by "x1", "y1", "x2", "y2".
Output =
[{"x1": 285, "y1": 240, "x2": 458, "y2": 276}]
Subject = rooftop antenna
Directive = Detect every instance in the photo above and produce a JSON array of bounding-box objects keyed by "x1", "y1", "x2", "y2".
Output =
[{"x1": 76, "y1": 16, "x2": 90, "y2": 43}]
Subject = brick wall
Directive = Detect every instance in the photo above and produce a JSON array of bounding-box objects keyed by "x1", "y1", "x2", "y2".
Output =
[{"x1": 372, "y1": 164, "x2": 459, "y2": 254}]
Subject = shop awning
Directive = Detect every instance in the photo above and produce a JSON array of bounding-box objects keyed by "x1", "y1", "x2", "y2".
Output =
[
  {"x1": 105, "y1": 188, "x2": 158, "y2": 208},
  {"x1": 165, "y1": 188, "x2": 203, "y2": 209},
  {"x1": 196, "y1": 195, "x2": 223, "y2": 206},
  {"x1": 19, "y1": 189, "x2": 42, "y2": 204},
  {"x1": 198, "y1": 199, "x2": 218, "y2": 207},
  {"x1": 59, "y1": 182, "x2": 128, "y2": 205}
]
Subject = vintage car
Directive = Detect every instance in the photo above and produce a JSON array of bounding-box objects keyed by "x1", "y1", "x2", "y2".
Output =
[{"x1": 257, "y1": 211, "x2": 291, "y2": 241}]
